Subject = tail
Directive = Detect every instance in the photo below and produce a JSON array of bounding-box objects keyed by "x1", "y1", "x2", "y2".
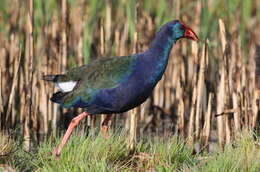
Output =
[
  {"x1": 50, "y1": 91, "x2": 69, "y2": 104},
  {"x1": 42, "y1": 74, "x2": 67, "y2": 82},
  {"x1": 43, "y1": 75, "x2": 70, "y2": 104},
  {"x1": 42, "y1": 75, "x2": 58, "y2": 82}
]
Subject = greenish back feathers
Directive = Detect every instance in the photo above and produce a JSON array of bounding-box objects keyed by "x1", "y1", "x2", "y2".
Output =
[{"x1": 58, "y1": 56, "x2": 137, "y2": 107}]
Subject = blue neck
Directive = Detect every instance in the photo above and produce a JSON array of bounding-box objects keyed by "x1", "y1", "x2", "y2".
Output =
[
  {"x1": 149, "y1": 32, "x2": 176, "y2": 62},
  {"x1": 141, "y1": 27, "x2": 177, "y2": 84}
]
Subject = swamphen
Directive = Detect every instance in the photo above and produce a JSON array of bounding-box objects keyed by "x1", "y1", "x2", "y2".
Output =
[{"x1": 43, "y1": 20, "x2": 198, "y2": 156}]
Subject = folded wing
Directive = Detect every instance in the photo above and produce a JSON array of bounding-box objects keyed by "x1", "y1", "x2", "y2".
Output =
[{"x1": 43, "y1": 56, "x2": 137, "y2": 108}]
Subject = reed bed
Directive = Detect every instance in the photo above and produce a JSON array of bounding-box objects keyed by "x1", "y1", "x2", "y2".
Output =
[{"x1": 0, "y1": 0, "x2": 259, "y2": 153}]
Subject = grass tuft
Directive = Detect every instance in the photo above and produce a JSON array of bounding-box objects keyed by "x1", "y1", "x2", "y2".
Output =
[
  {"x1": 193, "y1": 130, "x2": 260, "y2": 172},
  {"x1": 1, "y1": 130, "x2": 259, "y2": 171}
]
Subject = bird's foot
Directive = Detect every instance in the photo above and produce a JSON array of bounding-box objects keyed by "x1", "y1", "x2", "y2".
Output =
[
  {"x1": 101, "y1": 125, "x2": 110, "y2": 139},
  {"x1": 52, "y1": 147, "x2": 61, "y2": 159}
]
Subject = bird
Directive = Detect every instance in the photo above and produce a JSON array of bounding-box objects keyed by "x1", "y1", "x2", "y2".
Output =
[{"x1": 43, "y1": 20, "x2": 199, "y2": 157}]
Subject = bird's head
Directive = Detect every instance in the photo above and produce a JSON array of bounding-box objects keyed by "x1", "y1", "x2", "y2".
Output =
[{"x1": 164, "y1": 20, "x2": 199, "y2": 41}]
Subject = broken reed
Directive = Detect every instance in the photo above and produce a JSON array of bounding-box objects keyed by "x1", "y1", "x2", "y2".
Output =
[{"x1": 0, "y1": 0, "x2": 259, "y2": 152}]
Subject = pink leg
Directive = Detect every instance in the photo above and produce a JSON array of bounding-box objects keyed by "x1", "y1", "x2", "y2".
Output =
[
  {"x1": 53, "y1": 111, "x2": 88, "y2": 157},
  {"x1": 101, "y1": 115, "x2": 112, "y2": 139}
]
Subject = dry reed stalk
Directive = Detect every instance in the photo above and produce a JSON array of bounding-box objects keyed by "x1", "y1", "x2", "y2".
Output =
[
  {"x1": 40, "y1": 80, "x2": 48, "y2": 139},
  {"x1": 177, "y1": 97, "x2": 185, "y2": 137},
  {"x1": 100, "y1": 22, "x2": 110, "y2": 130},
  {"x1": 76, "y1": 23, "x2": 84, "y2": 66},
  {"x1": 229, "y1": 44, "x2": 236, "y2": 96},
  {"x1": 241, "y1": 63, "x2": 248, "y2": 129},
  {"x1": 50, "y1": 56, "x2": 59, "y2": 134},
  {"x1": 129, "y1": 4, "x2": 138, "y2": 149},
  {"x1": 243, "y1": 88, "x2": 249, "y2": 128},
  {"x1": 39, "y1": 38, "x2": 49, "y2": 139},
  {"x1": 187, "y1": 84, "x2": 197, "y2": 146},
  {"x1": 129, "y1": 108, "x2": 137, "y2": 150},
  {"x1": 216, "y1": 65, "x2": 226, "y2": 149},
  {"x1": 51, "y1": 100, "x2": 58, "y2": 135},
  {"x1": 219, "y1": 19, "x2": 227, "y2": 53},
  {"x1": 1, "y1": 67, "x2": 7, "y2": 125},
  {"x1": 19, "y1": 73, "x2": 26, "y2": 132},
  {"x1": 187, "y1": 41, "x2": 199, "y2": 146},
  {"x1": 31, "y1": 40, "x2": 43, "y2": 141},
  {"x1": 9, "y1": 35, "x2": 18, "y2": 126},
  {"x1": 105, "y1": 0, "x2": 112, "y2": 54},
  {"x1": 55, "y1": 0, "x2": 68, "y2": 132},
  {"x1": 232, "y1": 92, "x2": 241, "y2": 132},
  {"x1": 0, "y1": 65, "x2": 4, "y2": 128},
  {"x1": 252, "y1": 90, "x2": 259, "y2": 129},
  {"x1": 115, "y1": 28, "x2": 120, "y2": 56},
  {"x1": 61, "y1": 0, "x2": 67, "y2": 72},
  {"x1": 70, "y1": 0, "x2": 85, "y2": 66},
  {"x1": 247, "y1": 40, "x2": 258, "y2": 129},
  {"x1": 100, "y1": 22, "x2": 105, "y2": 56},
  {"x1": 77, "y1": 34, "x2": 84, "y2": 66},
  {"x1": 224, "y1": 112, "x2": 231, "y2": 144},
  {"x1": 139, "y1": 98, "x2": 151, "y2": 127},
  {"x1": 216, "y1": 19, "x2": 229, "y2": 148},
  {"x1": 23, "y1": 0, "x2": 34, "y2": 151},
  {"x1": 50, "y1": 19, "x2": 60, "y2": 135},
  {"x1": 0, "y1": 69, "x2": 3, "y2": 117},
  {"x1": 223, "y1": 42, "x2": 232, "y2": 144},
  {"x1": 201, "y1": 93, "x2": 213, "y2": 151},
  {"x1": 156, "y1": 76, "x2": 165, "y2": 134},
  {"x1": 119, "y1": 22, "x2": 128, "y2": 56},
  {"x1": 170, "y1": 47, "x2": 181, "y2": 91},
  {"x1": 32, "y1": 79, "x2": 39, "y2": 141},
  {"x1": 195, "y1": 39, "x2": 207, "y2": 139},
  {"x1": 154, "y1": 76, "x2": 165, "y2": 109},
  {"x1": 201, "y1": 41, "x2": 211, "y2": 149},
  {"x1": 164, "y1": 68, "x2": 172, "y2": 110},
  {"x1": 187, "y1": 0, "x2": 200, "y2": 84},
  {"x1": 5, "y1": 35, "x2": 20, "y2": 124}
]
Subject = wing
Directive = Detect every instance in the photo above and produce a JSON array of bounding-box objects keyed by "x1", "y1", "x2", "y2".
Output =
[{"x1": 56, "y1": 55, "x2": 137, "y2": 108}]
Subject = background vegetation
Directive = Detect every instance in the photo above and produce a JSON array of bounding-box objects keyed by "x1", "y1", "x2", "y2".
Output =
[{"x1": 0, "y1": 0, "x2": 259, "y2": 171}]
